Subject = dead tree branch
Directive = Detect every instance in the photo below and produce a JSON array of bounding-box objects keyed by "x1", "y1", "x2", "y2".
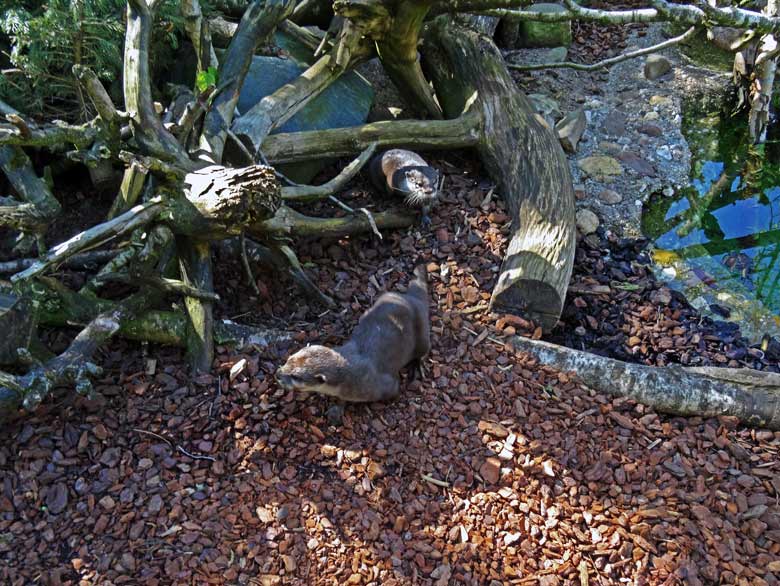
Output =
[{"x1": 508, "y1": 26, "x2": 697, "y2": 72}]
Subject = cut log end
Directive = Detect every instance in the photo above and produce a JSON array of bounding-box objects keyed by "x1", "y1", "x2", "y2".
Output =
[{"x1": 490, "y1": 278, "x2": 563, "y2": 331}]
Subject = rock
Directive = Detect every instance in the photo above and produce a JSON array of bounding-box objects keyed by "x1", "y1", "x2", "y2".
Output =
[
  {"x1": 431, "y1": 564, "x2": 452, "y2": 586},
  {"x1": 617, "y1": 152, "x2": 656, "y2": 177},
  {"x1": 46, "y1": 483, "x2": 69, "y2": 515},
  {"x1": 234, "y1": 41, "x2": 373, "y2": 182},
  {"x1": 577, "y1": 156, "x2": 623, "y2": 181},
  {"x1": 644, "y1": 54, "x2": 672, "y2": 80},
  {"x1": 650, "y1": 288, "x2": 672, "y2": 305},
  {"x1": 710, "y1": 303, "x2": 731, "y2": 318},
  {"x1": 120, "y1": 553, "x2": 136, "y2": 572},
  {"x1": 644, "y1": 111, "x2": 661, "y2": 121},
  {"x1": 556, "y1": 107, "x2": 587, "y2": 153},
  {"x1": 707, "y1": 26, "x2": 744, "y2": 51},
  {"x1": 527, "y1": 93, "x2": 561, "y2": 122},
  {"x1": 638, "y1": 123, "x2": 663, "y2": 137},
  {"x1": 598, "y1": 141, "x2": 622, "y2": 154},
  {"x1": 479, "y1": 457, "x2": 501, "y2": 484},
  {"x1": 282, "y1": 555, "x2": 296, "y2": 572},
  {"x1": 576, "y1": 209, "x2": 600, "y2": 235},
  {"x1": 598, "y1": 189, "x2": 622, "y2": 204},
  {"x1": 649, "y1": 95, "x2": 673, "y2": 108},
  {"x1": 546, "y1": 46, "x2": 568, "y2": 62},
  {"x1": 147, "y1": 494, "x2": 163, "y2": 514},
  {"x1": 656, "y1": 145, "x2": 673, "y2": 160},
  {"x1": 601, "y1": 110, "x2": 627, "y2": 137},
  {"x1": 325, "y1": 404, "x2": 344, "y2": 426},
  {"x1": 518, "y1": 4, "x2": 572, "y2": 48}
]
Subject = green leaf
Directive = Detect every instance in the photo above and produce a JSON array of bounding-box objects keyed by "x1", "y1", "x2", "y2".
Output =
[{"x1": 196, "y1": 66, "x2": 218, "y2": 93}]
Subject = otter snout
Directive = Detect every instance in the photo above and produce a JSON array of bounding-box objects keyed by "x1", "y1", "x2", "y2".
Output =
[{"x1": 276, "y1": 371, "x2": 295, "y2": 390}]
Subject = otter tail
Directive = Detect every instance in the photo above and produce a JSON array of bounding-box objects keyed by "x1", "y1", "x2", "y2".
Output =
[{"x1": 408, "y1": 262, "x2": 428, "y2": 299}]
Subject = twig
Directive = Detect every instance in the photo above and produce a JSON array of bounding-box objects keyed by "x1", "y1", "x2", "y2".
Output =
[
  {"x1": 507, "y1": 26, "x2": 697, "y2": 72},
  {"x1": 177, "y1": 445, "x2": 216, "y2": 461},
  {"x1": 329, "y1": 195, "x2": 355, "y2": 213},
  {"x1": 95, "y1": 272, "x2": 221, "y2": 301},
  {"x1": 133, "y1": 428, "x2": 173, "y2": 446},
  {"x1": 357, "y1": 207, "x2": 383, "y2": 240},
  {"x1": 421, "y1": 473, "x2": 450, "y2": 488},
  {"x1": 240, "y1": 231, "x2": 261, "y2": 295}
]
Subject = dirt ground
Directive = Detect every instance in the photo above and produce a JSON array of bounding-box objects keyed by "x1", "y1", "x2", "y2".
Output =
[
  {"x1": 3, "y1": 4, "x2": 780, "y2": 585},
  {"x1": 2, "y1": 152, "x2": 780, "y2": 586}
]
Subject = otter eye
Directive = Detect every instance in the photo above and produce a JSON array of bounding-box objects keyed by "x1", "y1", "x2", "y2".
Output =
[{"x1": 315, "y1": 374, "x2": 327, "y2": 384}]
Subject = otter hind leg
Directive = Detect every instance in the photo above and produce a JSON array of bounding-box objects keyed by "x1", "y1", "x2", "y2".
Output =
[{"x1": 377, "y1": 373, "x2": 400, "y2": 401}]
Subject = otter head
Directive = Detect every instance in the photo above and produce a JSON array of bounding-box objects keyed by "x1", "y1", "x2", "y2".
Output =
[
  {"x1": 276, "y1": 345, "x2": 348, "y2": 398},
  {"x1": 392, "y1": 166, "x2": 440, "y2": 208}
]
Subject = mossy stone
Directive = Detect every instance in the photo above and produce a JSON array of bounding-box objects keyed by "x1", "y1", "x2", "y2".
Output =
[{"x1": 518, "y1": 4, "x2": 572, "y2": 48}]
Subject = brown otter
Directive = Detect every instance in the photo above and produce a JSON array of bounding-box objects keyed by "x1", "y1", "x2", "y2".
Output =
[
  {"x1": 277, "y1": 264, "x2": 430, "y2": 402},
  {"x1": 369, "y1": 149, "x2": 439, "y2": 226}
]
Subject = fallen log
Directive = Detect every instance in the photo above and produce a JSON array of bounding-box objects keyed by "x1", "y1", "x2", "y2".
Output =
[
  {"x1": 510, "y1": 335, "x2": 780, "y2": 430},
  {"x1": 426, "y1": 18, "x2": 576, "y2": 330}
]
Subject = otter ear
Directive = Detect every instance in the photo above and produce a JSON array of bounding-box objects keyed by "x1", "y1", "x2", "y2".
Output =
[{"x1": 315, "y1": 374, "x2": 327, "y2": 385}]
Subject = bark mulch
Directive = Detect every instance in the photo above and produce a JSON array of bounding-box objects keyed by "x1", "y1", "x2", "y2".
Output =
[{"x1": 2, "y1": 155, "x2": 780, "y2": 586}]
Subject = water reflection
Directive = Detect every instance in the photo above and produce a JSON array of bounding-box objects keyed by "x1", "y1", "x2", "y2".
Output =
[{"x1": 642, "y1": 115, "x2": 780, "y2": 341}]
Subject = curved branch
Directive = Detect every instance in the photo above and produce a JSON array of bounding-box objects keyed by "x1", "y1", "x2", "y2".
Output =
[
  {"x1": 0, "y1": 298, "x2": 148, "y2": 416},
  {"x1": 124, "y1": 0, "x2": 192, "y2": 168},
  {"x1": 281, "y1": 143, "x2": 376, "y2": 201}
]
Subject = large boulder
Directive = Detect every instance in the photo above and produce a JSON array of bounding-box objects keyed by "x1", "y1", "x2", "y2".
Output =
[{"x1": 230, "y1": 31, "x2": 374, "y2": 181}]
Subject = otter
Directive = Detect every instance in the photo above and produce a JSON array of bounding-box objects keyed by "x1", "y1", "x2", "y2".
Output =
[
  {"x1": 277, "y1": 264, "x2": 430, "y2": 402},
  {"x1": 368, "y1": 149, "x2": 439, "y2": 226}
]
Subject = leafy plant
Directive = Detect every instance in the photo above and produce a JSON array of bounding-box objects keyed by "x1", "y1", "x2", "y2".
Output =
[
  {"x1": 0, "y1": 0, "x2": 202, "y2": 121},
  {"x1": 196, "y1": 65, "x2": 218, "y2": 93}
]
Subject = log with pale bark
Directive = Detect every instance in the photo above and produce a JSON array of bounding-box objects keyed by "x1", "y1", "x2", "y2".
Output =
[{"x1": 510, "y1": 335, "x2": 780, "y2": 430}]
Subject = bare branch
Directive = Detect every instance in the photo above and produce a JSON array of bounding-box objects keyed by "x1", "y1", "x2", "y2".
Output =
[
  {"x1": 125, "y1": 0, "x2": 192, "y2": 168},
  {"x1": 181, "y1": 0, "x2": 218, "y2": 72},
  {"x1": 508, "y1": 26, "x2": 697, "y2": 72},
  {"x1": 282, "y1": 143, "x2": 377, "y2": 201},
  {"x1": 73, "y1": 65, "x2": 120, "y2": 124},
  {"x1": 11, "y1": 199, "x2": 164, "y2": 283},
  {"x1": 261, "y1": 110, "x2": 482, "y2": 164}
]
